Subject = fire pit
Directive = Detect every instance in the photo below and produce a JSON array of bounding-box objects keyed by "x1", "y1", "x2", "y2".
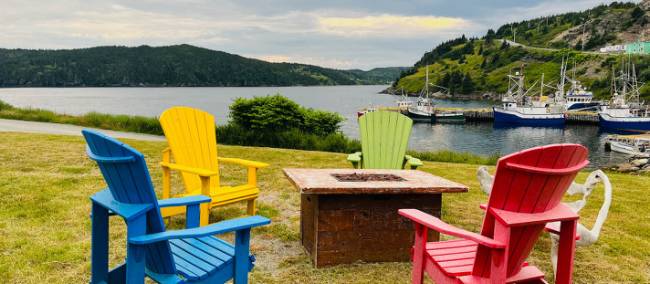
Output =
[
  {"x1": 283, "y1": 168, "x2": 468, "y2": 267},
  {"x1": 331, "y1": 173, "x2": 405, "y2": 182}
]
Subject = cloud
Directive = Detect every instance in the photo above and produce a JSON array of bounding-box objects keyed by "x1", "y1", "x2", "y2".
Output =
[
  {"x1": 0, "y1": 0, "x2": 630, "y2": 69},
  {"x1": 251, "y1": 54, "x2": 359, "y2": 69},
  {"x1": 318, "y1": 14, "x2": 471, "y2": 37}
]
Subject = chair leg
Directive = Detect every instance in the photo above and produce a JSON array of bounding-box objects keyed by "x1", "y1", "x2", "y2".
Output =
[
  {"x1": 91, "y1": 202, "x2": 109, "y2": 284},
  {"x1": 234, "y1": 229, "x2": 252, "y2": 284},
  {"x1": 555, "y1": 219, "x2": 577, "y2": 284},
  {"x1": 200, "y1": 203, "x2": 210, "y2": 227},
  {"x1": 126, "y1": 215, "x2": 147, "y2": 284},
  {"x1": 411, "y1": 224, "x2": 427, "y2": 284},
  {"x1": 490, "y1": 220, "x2": 510, "y2": 284},
  {"x1": 247, "y1": 199, "x2": 257, "y2": 215}
]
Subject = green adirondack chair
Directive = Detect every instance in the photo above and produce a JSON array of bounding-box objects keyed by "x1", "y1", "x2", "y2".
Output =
[{"x1": 348, "y1": 111, "x2": 422, "y2": 169}]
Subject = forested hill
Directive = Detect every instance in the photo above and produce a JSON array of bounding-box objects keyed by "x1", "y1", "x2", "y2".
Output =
[
  {"x1": 0, "y1": 44, "x2": 403, "y2": 87},
  {"x1": 394, "y1": 1, "x2": 650, "y2": 100}
]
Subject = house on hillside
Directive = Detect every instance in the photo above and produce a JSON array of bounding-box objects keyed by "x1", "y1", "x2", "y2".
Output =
[{"x1": 625, "y1": 41, "x2": 650, "y2": 55}]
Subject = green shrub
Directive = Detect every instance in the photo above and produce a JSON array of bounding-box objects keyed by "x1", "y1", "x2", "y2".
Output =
[
  {"x1": 230, "y1": 94, "x2": 303, "y2": 131},
  {"x1": 216, "y1": 124, "x2": 360, "y2": 153},
  {"x1": 229, "y1": 94, "x2": 343, "y2": 135}
]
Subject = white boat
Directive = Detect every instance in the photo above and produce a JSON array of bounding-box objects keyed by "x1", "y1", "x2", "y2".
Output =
[
  {"x1": 606, "y1": 134, "x2": 650, "y2": 157},
  {"x1": 395, "y1": 88, "x2": 413, "y2": 111},
  {"x1": 598, "y1": 59, "x2": 650, "y2": 131},
  {"x1": 493, "y1": 70, "x2": 565, "y2": 127},
  {"x1": 406, "y1": 66, "x2": 465, "y2": 123}
]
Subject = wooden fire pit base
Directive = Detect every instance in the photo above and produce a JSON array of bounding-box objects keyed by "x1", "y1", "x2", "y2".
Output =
[
  {"x1": 283, "y1": 168, "x2": 468, "y2": 267},
  {"x1": 301, "y1": 193, "x2": 440, "y2": 267}
]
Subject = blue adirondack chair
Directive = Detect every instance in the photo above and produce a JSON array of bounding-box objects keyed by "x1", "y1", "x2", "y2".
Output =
[{"x1": 83, "y1": 129, "x2": 270, "y2": 284}]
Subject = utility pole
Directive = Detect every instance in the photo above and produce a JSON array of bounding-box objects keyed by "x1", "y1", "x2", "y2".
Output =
[
  {"x1": 581, "y1": 11, "x2": 590, "y2": 51},
  {"x1": 511, "y1": 24, "x2": 516, "y2": 43}
]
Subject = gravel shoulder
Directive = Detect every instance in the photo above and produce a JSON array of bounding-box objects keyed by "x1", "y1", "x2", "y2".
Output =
[{"x1": 0, "y1": 118, "x2": 164, "y2": 141}]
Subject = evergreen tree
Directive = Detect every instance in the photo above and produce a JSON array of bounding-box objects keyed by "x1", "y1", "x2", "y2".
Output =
[
  {"x1": 631, "y1": 6, "x2": 644, "y2": 19},
  {"x1": 485, "y1": 29, "x2": 496, "y2": 44},
  {"x1": 462, "y1": 41, "x2": 474, "y2": 54},
  {"x1": 460, "y1": 73, "x2": 475, "y2": 94},
  {"x1": 500, "y1": 40, "x2": 510, "y2": 50}
]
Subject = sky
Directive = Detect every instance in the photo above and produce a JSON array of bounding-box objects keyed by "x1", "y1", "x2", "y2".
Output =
[{"x1": 0, "y1": 0, "x2": 632, "y2": 70}]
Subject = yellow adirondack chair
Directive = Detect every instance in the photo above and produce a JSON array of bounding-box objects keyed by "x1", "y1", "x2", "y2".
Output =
[{"x1": 159, "y1": 106, "x2": 269, "y2": 226}]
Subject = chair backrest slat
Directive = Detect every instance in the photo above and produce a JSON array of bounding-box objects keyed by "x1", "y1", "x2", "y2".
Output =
[
  {"x1": 472, "y1": 144, "x2": 588, "y2": 278},
  {"x1": 160, "y1": 107, "x2": 220, "y2": 191},
  {"x1": 359, "y1": 111, "x2": 413, "y2": 169},
  {"x1": 83, "y1": 130, "x2": 176, "y2": 275}
]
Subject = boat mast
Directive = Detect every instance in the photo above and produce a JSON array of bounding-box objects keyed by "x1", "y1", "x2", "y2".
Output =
[
  {"x1": 539, "y1": 73, "x2": 544, "y2": 100},
  {"x1": 425, "y1": 65, "x2": 429, "y2": 99},
  {"x1": 517, "y1": 65, "x2": 525, "y2": 100},
  {"x1": 557, "y1": 57, "x2": 566, "y2": 103}
]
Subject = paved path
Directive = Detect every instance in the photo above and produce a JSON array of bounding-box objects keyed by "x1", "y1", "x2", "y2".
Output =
[
  {"x1": 0, "y1": 118, "x2": 165, "y2": 141},
  {"x1": 501, "y1": 39, "x2": 605, "y2": 55}
]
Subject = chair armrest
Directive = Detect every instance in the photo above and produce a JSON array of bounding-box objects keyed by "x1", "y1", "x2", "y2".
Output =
[
  {"x1": 217, "y1": 157, "x2": 269, "y2": 168},
  {"x1": 398, "y1": 209, "x2": 505, "y2": 249},
  {"x1": 347, "y1": 152, "x2": 362, "y2": 162},
  {"x1": 489, "y1": 203, "x2": 579, "y2": 227},
  {"x1": 160, "y1": 162, "x2": 219, "y2": 177},
  {"x1": 91, "y1": 189, "x2": 153, "y2": 221},
  {"x1": 129, "y1": 216, "x2": 271, "y2": 245},
  {"x1": 158, "y1": 195, "x2": 212, "y2": 208},
  {"x1": 404, "y1": 155, "x2": 423, "y2": 169},
  {"x1": 347, "y1": 152, "x2": 362, "y2": 169},
  {"x1": 545, "y1": 222, "x2": 581, "y2": 240}
]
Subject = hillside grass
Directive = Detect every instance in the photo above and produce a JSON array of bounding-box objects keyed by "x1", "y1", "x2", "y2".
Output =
[
  {"x1": 396, "y1": 39, "x2": 650, "y2": 100},
  {"x1": 0, "y1": 132, "x2": 649, "y2": 283}
]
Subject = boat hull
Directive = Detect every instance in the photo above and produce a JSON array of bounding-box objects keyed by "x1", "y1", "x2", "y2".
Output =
[
  {"x1": 609, "y1": 141, "x2": 649, "y2": 156},
  {"x1": 435, "y1": 113, "x2": 465, "y2": 123},
  {"x1": 599, "y1": 113, "x2": 650, "y2": 131},
  {"x1": 493, "y1": 107, "x2": 565, "y2": 127},
  {"x1": 406, "y1": 109, "x2": 434, "y2": 123}
]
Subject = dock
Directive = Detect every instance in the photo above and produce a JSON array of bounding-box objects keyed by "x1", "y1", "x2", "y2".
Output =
[{"x1": 388, "y1": 107, "x2": 600, "y2": 124}]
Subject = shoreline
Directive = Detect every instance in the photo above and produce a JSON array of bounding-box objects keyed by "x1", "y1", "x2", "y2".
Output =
[{"x1": 0, "y1": 83, "x2": 393, "y2": 89}]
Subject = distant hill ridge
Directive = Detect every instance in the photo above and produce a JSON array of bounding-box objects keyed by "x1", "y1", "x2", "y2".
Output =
[
  {"x1": 394, "y1": 0, "x2": 650, "y2": 100},
  {"x1": 0, "y1": 44, "x2": 405, "y2": 87}
]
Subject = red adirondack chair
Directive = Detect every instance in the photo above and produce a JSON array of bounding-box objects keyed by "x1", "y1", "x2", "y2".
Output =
[{"x1": 399, "y1": 144, "x2": 589, "y2": 284}]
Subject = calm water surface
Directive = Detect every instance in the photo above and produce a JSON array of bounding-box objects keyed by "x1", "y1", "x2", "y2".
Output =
[{"x1": 0, "y1": 85, "x2": 625, "y2": 167}]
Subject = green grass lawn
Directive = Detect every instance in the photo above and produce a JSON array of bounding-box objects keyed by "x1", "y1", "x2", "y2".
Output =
[{"x1": 0, "y1": 132, "x2": 648, "y2": 283}]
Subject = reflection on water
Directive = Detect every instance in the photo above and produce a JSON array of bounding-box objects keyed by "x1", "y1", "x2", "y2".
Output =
[
  {"x1": 0, "y1": 86, "x2": 626, "y2": 167},
  {"x1": 409, "y1": 123, "x2": 623, "y2": 167}
]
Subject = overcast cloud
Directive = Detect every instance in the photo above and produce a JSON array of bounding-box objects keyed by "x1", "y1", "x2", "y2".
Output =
[{"x1": 0, "y1": 0, "x2": 630, "y2": 69}]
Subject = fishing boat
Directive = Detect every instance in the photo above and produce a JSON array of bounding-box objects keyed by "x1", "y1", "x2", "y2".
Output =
[
  {"x1": 406, "y1": 66, "x2": 464, "y2": 123},
  {"x1": 598, "y1": 59, "x2": 650, "y2": 131},
  {"x1": 357, "y1": 105, "x2": 378, "y2": 118},
  {"x1": 605, "y1": 134, "x2": 650, "y2": 157},
  {"x1": 407, "y1": 97, "x2": 435, "y2": 122},
  {"x1": 395, "y1": 88, "x2": 413, "y2": 111},
  {"x1": 558, "y1": 58, "x2": 601, "y2": 111},
  {"x1": 493, "y1": 69, "x2": 565, "y2": 127}
]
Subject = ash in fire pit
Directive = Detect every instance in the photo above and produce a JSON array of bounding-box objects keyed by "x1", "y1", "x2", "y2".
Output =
[{"x1": 331, "y1": 173, "x2": 405, "y2": 182}]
